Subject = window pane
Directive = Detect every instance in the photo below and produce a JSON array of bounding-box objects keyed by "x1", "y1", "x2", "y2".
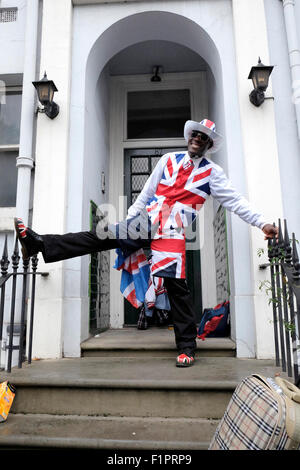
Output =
[
  {"x1": 151, "y1": 156, "x2": 161, "y2": 171},
  {"x1": 127, "y1": 89, "x2": 190, "y2": 139},
  {"x1": 132, "y1": 157, "x2": 149, "y2": 173},
  {"x1": 131, "y1": 174, "x2": 149, "y2": 192},
  {"x1": 0, "y1": 151, "x2": 17, "y2": 206},
  {"x1": 0, "y1": 91, "x2": 22, "y2": 145}
]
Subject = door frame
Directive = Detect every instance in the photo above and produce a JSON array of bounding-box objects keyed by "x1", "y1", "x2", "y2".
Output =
[{"x1": 109, "y1": 72, "x2": 216, "y2": 328}]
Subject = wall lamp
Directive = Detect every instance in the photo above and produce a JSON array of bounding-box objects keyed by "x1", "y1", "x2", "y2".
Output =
[
  {"x1": 151, "y1": 66, "x2": 162, "y2": 82},
  {"x1": 32, "y1": 72, "x2": 60, "y2": 119},
  {"x1": 248, "y1": 57, "x2": 274, "y2": 107}
]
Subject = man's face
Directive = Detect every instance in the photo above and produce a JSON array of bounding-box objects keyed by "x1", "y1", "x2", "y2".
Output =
[{"x1": 187, "y1": 130, "x2": 213, "y2": 157}]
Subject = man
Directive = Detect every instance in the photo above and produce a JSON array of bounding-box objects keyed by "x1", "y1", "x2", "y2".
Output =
[{"x1": 14, "y1": 119, "x2": 278, "y2": 368}]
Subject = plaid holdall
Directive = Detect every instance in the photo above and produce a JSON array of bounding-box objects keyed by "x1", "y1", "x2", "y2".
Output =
[{"x1": 209, "y1": 374, "x2": 300, "y2": 450}]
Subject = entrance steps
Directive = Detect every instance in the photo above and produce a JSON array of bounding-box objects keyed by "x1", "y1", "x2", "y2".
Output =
[
  {"x1": 81, "y1": 327, "x2": 236, "y2": 358},
  {"x1": 0, "y1": 328, "x2": 284, "y2": 450}
]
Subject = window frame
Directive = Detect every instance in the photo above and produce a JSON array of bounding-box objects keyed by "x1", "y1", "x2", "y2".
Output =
[
  {"x1": 0, "y1": 85, "x2": 22, "y2": 228},
  {"x1": 0, "y1": 85, "x2": 22, "y2": 151}
]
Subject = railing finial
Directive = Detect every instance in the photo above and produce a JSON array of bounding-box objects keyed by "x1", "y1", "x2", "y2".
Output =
[
  {"x1": 292, "y1": 232, "x2": 300, "y2": 281},
  {"x1": 1, "y1": 234, "x2": 10, "y2": 275},
  {"x1": 278, "y1": 219, "x2": 285, "y2": 258},
  {"x1": 283, "y1": 219, "x2": 292, "y2": 265},
  {"x1": 278, "y1": 218, "x2": 283, "y2": 243},
  {"x1": 268, "y1": 222, "x2": 278, "y2": 259},
  {"x1": 12, "y1": 237, "x2": 20, "y2": 270}
]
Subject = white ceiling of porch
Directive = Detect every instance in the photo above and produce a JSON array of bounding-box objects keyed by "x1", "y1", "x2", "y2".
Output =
[{"x1": 108, "y1": 40, "x2": 207, "y2": 76}]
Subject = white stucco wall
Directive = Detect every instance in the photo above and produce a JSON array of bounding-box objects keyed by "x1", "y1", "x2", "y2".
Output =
[
  {"x1": 232, "y1": 0, "x2": 285, "y2": 359},
  {"x1": 63, "y1": 64, "x2": 111, "y2": 357},
  {"x1": 8, "y1": 0, "x2": 289, "y2": 359},
  {"x1": 0, "y1": 0, "x2": 26, "y2": 241},
  {"x1": 31, "y1": 0, "x2": 73, "y2": 358},
  {"x1": 264, "y1": 0, "x2": 300, "y2": 239},
  {"x1": 67, "y1": 0, "x2": 264, "y2": 358},
  {"x1": 0, "y1": 0, "x2": 26, "y2": 74}
]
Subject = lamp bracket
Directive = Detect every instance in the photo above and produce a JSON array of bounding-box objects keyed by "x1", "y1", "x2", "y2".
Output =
[
  {"x1": 35, "y1": 102, "x2": 59, "y2": 119},
  {"x1": 249, "y1": 88, "x2": 265, "y2": 107}
]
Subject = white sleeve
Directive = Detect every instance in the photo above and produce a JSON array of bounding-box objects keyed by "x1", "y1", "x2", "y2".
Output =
[
  {"x1": 126, "y1": 153, "x2": 169, "y2": 219},
  {"x1": 209, "y1": 164, "x2": 266, "y2": 229}
]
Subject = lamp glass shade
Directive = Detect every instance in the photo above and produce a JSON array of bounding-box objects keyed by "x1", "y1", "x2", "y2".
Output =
[
  {"x1": 32, "y1": 73, "x2": 58, "y2": 105},
  {"x1": 38, "y1": 83, "x2": 51, "y2": 104},
  {"x1": 248, "y1": 61, "x2": 274, "y2": 92},
  {"x1": 253, "y1": 69, "x2": 271, "y2": 91}
]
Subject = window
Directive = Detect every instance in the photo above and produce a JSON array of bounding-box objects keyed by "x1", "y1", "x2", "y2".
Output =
[
  {"x1": 0, "y1": 83, "x2": 22, "y2": 207},
  {"x1": 0, "y1": 8, "x2": 17, "y2": 23},
  {"x1": 0, "y1": 90, "x2": 22, "y2": 145},
  {"x1": 127, "y1": 89, "x2": 191, "y2": 139},
  {"x1": 0, "y1": 150, "x2": 18, "y2": 207}
]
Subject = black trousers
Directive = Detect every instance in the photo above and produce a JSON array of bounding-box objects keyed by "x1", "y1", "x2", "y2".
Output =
[{"x1": 41, "y1": 229, "x2": 197, "y2": 355}]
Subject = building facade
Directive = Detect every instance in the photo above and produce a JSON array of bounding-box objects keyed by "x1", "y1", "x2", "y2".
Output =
[{"x1": 0, "y1": 0, "x2": 299, "y2": 366}]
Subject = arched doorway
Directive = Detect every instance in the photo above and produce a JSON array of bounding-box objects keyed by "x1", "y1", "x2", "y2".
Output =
[
  {"x1": 81, "y1": 13, "x2": 226, "y2": 329},
  {"x1": 65, "y1": 8, "x2": 250, "y2": 354}
]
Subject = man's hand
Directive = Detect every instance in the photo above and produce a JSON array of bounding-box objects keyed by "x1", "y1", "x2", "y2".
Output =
[{"x1": 262, "y1": 224, "x2": 278, "y2": 240}]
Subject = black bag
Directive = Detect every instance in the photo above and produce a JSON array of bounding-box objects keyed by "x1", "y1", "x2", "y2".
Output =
[
  {"x1": 137, "y1": 305, "x2": 148, "y2": 330},
  {"x1": 155, "y1": 309, "x2": 170, "y2": 326}
]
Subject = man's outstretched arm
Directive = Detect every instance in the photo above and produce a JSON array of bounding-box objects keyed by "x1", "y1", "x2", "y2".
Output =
[{"x1": 209, "y1": 163, "x2": 278, "y2": 238}]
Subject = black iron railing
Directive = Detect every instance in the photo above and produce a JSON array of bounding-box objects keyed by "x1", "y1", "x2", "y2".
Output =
[
  {"x1": 259, "y1": 219, "x2": 300, "y2": 387},
  {"x1": 0, "y1": 235, "x2": 48, "y2": 372}
]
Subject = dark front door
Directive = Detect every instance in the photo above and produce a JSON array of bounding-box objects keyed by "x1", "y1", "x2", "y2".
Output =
[{"x1": 124, "y1": 148, "x2": 202, "y2": 325}]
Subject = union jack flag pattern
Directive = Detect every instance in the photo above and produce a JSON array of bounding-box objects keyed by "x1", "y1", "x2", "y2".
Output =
[
  {"x1": 114, "y1": 248, "x2": 150, "y2": 308},
  {"x1": 144, "y1": 267, "x2": 168, "y2": 309},
  {"x1": 176, "y1": 353, "x2": 195, "y2": 367},
  {"x1": 146, "y1": 152, "x2": 212, "y2": 278},
  {"x1": 15, "y1": 218, "x2": 28, "y2": 238},
  {"x1": 200, "y1": 118, "x2": 216, "y2": 133}
]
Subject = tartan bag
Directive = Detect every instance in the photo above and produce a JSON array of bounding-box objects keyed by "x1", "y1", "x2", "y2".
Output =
[{"x1": 209, "y1": 374, "x2": 300, "y2": 450}]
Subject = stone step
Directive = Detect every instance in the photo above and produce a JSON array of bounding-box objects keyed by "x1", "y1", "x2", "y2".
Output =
[
  {"x1": 81, "y1": 328, "x2": 236, "y2": 357},
  {"x1": 0, "y1": 414, "x2": 218, "y2": 450},
  {"x1": 0, "y1": 356, "x2": 283, "y2": 419}
]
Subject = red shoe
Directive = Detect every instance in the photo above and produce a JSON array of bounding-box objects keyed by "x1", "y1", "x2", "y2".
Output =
[{"x1": 176, "y1": 353, "x2": 195, "y2": 368}]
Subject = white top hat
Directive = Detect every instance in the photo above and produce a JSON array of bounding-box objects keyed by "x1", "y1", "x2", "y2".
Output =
[{"x1": 184, "y1": 119, "x2": 223, "y2": 154}]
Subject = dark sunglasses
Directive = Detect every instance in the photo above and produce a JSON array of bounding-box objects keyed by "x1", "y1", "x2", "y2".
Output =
[{"x1": 191, "y1": 130, "x2": 211, "y2": 142}]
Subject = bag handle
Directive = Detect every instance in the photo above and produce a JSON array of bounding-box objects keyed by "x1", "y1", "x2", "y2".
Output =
[{"x1": 275, "y1": 377, "x2": 300, "y2": 403}]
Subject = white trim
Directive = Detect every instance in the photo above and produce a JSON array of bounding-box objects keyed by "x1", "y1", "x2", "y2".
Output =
[
  {"x1": 109, "y1": 71, "x2": 217, "y2": 328},
  {"x1": 122, "y1": 139, "x2": 186, "y2": 148},
  {"x1": 4, "y1": 86, "x2": 22, "y2": 93},
  {"x1": 0, "y1": 207, "x2": 16, "y2": 231},
  {"x1": 73, "y1": 0, "x2": 160, "y2": 4}
]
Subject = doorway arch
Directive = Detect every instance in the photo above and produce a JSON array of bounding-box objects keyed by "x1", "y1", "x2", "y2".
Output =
[{"x1": 65, "y1": 7, "x2": 255, "y2": 357}]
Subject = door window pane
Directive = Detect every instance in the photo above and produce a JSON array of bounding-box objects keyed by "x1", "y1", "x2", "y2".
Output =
[
  {"x1": 127, "y1": 89, "x2": 190, "y2": 139},
  {"x1": 131, "y1": 174, "x2": 149, "y2": 192},
  {"x1": 0, "y1": 151, "x2": 17, "y2": 206},
  {"x1": 131, "y1": 157, "x2": 149, "y2": 173},
  {"x1": 0, "y1": 91, "x2": 22, "y2": 145}
]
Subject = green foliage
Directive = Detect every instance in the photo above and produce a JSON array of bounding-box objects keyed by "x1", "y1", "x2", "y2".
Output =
[{"x1": 257, "y1": 249, "x2": 297, "y2": 340}]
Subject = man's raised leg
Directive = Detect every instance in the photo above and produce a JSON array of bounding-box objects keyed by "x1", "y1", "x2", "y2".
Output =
[{"x1": 14, "y1": 218, "x2": 119, "y2": 263}]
